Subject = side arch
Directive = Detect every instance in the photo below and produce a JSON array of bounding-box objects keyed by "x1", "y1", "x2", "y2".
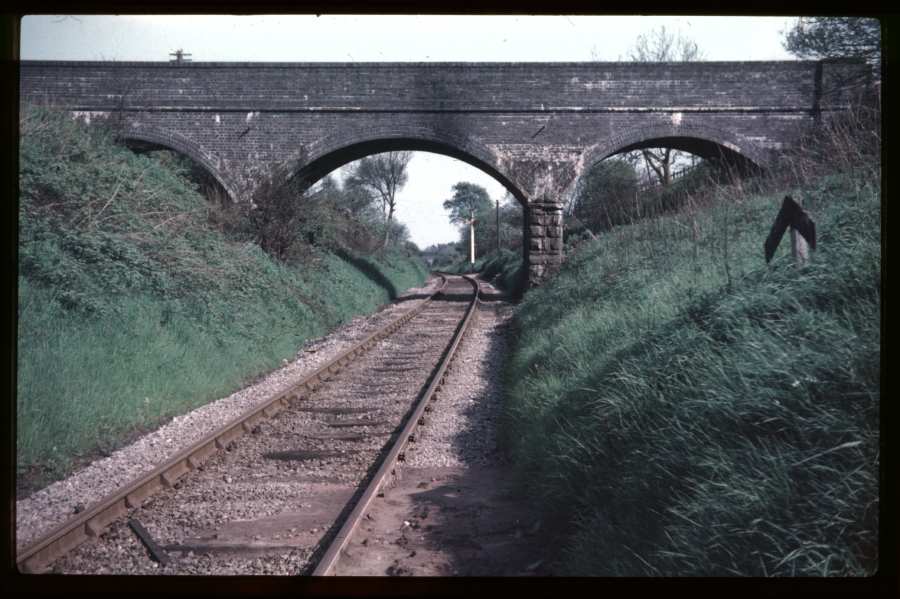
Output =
[
  {"x1": 118, "y1": 125, "x2": 240, "y2": 202},
  {"x1": 281, "y1": 126, "x2": 529, "y2": 205},
  {"x1": 582, "y1": 122, "x2": 770, "y2": 173}
]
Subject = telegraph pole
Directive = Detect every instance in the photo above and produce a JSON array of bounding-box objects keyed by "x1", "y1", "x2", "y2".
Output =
[
  {"x1": 468, "y1": 210, "x2": 476, "y2": 265},
  {"x1": 496, "y1": 198, "x2": 501, "y2": 253}
]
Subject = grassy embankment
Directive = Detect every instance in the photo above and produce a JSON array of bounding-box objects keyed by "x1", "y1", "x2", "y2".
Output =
[
  {"x1": 500, "y1": 171, "x2": 880, "y2": 576},
  {"x1": 17, "y1": 108, "x2": 428, "y2": 486}
]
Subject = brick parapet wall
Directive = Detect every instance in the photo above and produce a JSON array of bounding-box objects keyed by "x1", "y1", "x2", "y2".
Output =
[{"x1": 20, "y1": 60, "x2": 841, "y2": 112}]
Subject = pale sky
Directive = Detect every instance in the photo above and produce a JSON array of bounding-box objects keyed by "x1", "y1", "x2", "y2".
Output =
[{"x1": 20, "y1": 14, "x2": 799, "y2": 248}]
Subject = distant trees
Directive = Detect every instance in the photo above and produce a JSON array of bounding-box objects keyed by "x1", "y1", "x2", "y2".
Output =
[
  {"x1": 443, "y1": 182, "x2": 493, "y2": 226},
  {"x1": 496, "y1": 192, "x2": 524, "y2": 252},
  {"x1": 443, "y1": 183, "x2": 522, "y2": 261},
  {"x1": 476, "y1": 192, "x2": 524, "y2": 257},
  {"x1": 567, "y1": 158, "x2": 640, "y2": 233},
  {"x1": 422, "y1": 241, "x2": 463, "y2": 268},
  {"x1": 575, "y1": 26, "x2": 707, "y2": 237},
  {"x1": 345, "y1": 151, "x2": 412, "y2": 248},
  {"x1": 628, "y1": 25, "x2": 703, "y2": 63},
  {"x1": 783, "y1": 17, "x2": 881, "y2": 76},
  {"x1": 443, "y1": 182, "x2": 491, "y2": 261},
  {"x1": 301, "y1": 172, "x2": 413, "y2": 254},
  {"x1": 236, "y1": 151, "x2": 416, "y2": 262},
  {"x1": 626, "y1": 26, "x2": 705, "y2": 187},
  {"x1": 244, "y1": 162, "x2": 415, "y2": 263}
]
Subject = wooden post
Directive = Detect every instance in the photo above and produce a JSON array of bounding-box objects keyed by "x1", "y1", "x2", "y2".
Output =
[
  {"x1": 496, "y1": 199, "x2": 501, "y2": 253},
  {"x1": 790, "y1": 197, "x2": 810, "y2": 266},
  {"x1": 764, "y1": 195, "x2": 816, "y2": 265}
]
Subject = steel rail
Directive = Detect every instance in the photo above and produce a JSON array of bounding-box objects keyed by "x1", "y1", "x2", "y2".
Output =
[
  {"x1": 311, "y1": 274, "x2": 481, "y2": 576},
  {"x1": 16, "y1": 275, "x2": 450, "y2": 573}
]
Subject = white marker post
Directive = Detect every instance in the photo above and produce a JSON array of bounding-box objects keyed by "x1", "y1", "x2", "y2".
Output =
[
  {"x1": 469, "y1": 211, "x2": 476, "y2": 265},
  {"x1": 790, "y1": 197, "x2": 810, "y2": 266}
]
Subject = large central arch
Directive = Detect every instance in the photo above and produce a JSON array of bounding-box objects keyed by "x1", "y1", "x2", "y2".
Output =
[
  {"x1": 284, "y1": 127, "x2": 529, "y2": 206},
  {"x1": 278, "y1": 130, "x2": 532, "y2": 276}
]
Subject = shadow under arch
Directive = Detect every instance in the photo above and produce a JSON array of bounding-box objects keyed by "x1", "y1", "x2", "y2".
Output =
[
  {"x1": 118, "y1": 126, "x2": 239, "y2": 202},
  {"x1": 285, "y1": 130, "x2": 529, "y2": 206},
  {"x1": 582, "y1": 122, "x2": 768, "y2": 177}
]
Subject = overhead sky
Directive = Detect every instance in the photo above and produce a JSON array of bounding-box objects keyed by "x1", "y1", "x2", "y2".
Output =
[{"x1": 20, "y1": 14, "x2": 799, "y2": 248}]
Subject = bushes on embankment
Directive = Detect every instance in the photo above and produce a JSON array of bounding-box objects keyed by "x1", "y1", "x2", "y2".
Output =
[
  {"x1": 17, "y1": 107, "x2": 427, "y2": 485},
  {"x1": 501, "y1": 173, "x2": 880, "y2": 576}
]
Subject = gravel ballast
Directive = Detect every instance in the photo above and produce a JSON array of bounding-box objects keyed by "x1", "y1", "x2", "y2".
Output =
[
  {"x1": 404, "y1": 300, "x2": 513, "y2": 469},
  {"x1": 15, "y1": 277, "x2": 442, "y2": 554},
  {"x1": 50, "y1": 284, "x2": 472, "y2": 575},
  {"x1": 334, "y1": 282, "x2": 555, "y2": 577}
]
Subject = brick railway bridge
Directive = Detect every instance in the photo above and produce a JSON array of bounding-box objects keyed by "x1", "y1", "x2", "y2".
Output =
[{"x1": 20, "y1": 60, "x2": 868, "y2": 286}]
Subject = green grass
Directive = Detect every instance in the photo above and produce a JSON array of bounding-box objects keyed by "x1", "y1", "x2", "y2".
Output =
[
  {"x1": 17, "y1": 251, "x2": 426, "y2": 476},
  {"x1": 17, "y1": 107, "x2": 428, "y2": 483},
  {"x1": 501, "y1": 174, "x2": 880, "y2": 576}
]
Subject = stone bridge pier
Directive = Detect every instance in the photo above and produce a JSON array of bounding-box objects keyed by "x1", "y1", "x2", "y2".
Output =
[
  {"x1": 526, "y1": 201, "x2": 565, "y2": 283},
  {"x1": 496, "y1": 152, "x2": 584, "y2": 285}
]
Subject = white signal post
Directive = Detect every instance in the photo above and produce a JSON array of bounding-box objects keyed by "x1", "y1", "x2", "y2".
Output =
[
  {"x1": 467, "y1": 211, "x2": 476, "y2": 265},
  {"x1": 469, "y1": 214, "x2": 475, "y2": 264}
]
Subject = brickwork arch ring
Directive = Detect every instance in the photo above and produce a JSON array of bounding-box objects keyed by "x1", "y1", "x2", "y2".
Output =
[
  {"x1": 118, "y1": 125, "x2": 240, "y2": 202},
  {"x1": 581, "y1": 122, "x2": 771, "y2": 172},
  {"x1": 282, "y1": 127, "x2": 529, "y2": 205}
]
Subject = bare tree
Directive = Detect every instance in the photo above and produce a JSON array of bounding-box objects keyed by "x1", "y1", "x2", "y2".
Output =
[
  {"x1": 629, "y1": 25, "x2": 703, "y2": 63},
  {"x1": 345, "y1": 151, "x2": 412, "y2": 248},
  {"x1": 627, "y1": 26, "x2": 704, "y2": 186}
]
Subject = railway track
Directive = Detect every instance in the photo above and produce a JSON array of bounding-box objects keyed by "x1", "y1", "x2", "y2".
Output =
[{"x1": 17, "y1": 274, "x2": 482, "y2": 575}]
